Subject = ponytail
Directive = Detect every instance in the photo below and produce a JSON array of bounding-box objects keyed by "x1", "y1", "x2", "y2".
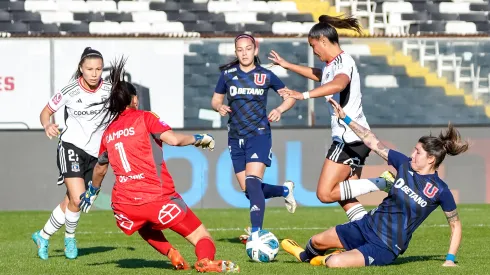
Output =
[
  {"x1": 94, "y1": 56, "x2": 137, "y2": 130},
  {"x1": 219, "y1": 33, "x2": 261, "y2": 71},
  {"x1": 419, "y1": 122, "x2": 469, "y2": 169},
  {"x1": 439, "y1": 123, "x2": 469, "y2": 156},
  {"x1": 309, "y1": 14, "x2": 362, "y2": 43}
]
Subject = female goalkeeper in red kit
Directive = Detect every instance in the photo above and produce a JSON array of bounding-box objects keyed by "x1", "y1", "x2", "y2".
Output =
[{"x1": 79, "y1": 57, "x2": 239, "y2": 273}]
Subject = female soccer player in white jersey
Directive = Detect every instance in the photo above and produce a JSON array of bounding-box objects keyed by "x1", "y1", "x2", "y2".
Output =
[
  {"x1": 269, "y1": 15, "x2": 383, "y2": 222},
  {"x1": 282, "y1": 98, "x2": 465, "y2": 268},
  {"x1": 31, "y1": 47, "x2": 111, "y2": 260}
]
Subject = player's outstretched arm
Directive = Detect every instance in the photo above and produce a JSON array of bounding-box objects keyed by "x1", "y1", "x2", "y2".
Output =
[
  {"x1": 160, "y1": 130, "x2": 215, "y2": 151},
  {"x1": 268, "y1": 50, "x2": 322, "y2": 82},
  {"x1": 328, "y1": 98, "x2": 389, "y2": 161},
  {"x1": 79, "y1": 161, "x2": 107, "y2": 213},
  {"x1": 443, "y1": 209, "x2": 461, "y2": 267}
]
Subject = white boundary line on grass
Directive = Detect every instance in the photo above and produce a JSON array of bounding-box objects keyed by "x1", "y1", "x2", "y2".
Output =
[{"x1": 76, "y1": 224, "x2": 489, "y2": 235}]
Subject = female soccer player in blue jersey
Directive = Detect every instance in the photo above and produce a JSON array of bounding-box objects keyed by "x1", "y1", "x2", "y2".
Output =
[
  {"x1": 269, "y1": 14, "x2": 378, "y2": 223},
  {"x1": 211, "y1": 34, "x2": 297, "y2": 241},
  {"x1": 282, "y1": 98, "x2": 465, "y2": 268}
]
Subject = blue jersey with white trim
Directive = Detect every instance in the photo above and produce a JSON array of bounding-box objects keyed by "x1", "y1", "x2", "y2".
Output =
[
  {"x1": 366, "y1": 150, "x2": 457, "y2": 255},
  {"x1": 215, "y1": 64, "x2": 285, "y2": 138}
]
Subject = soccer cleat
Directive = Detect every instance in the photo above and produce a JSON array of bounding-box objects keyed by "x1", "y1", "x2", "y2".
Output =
[
  {"x1": 194, "y1": 258, "x2": 240, "y2": 273},
  {"x1": 310, "y1": 250, "x2": 342, "y2": 266},
  {"x1": 32, "y1": 231, "x2": 49, "y2": 260},
  {"x1": 281, "y1": 239, "x2": 305, "y2": 262},
  {"x1": 379, "y1": 170, "x2": 395, "y2": 193},
  {"x1": 168, "y1": 248, "x2": 190, "y2": 270},
  {"x1": 283, "y1": 180, "x2": 297, "y2": 214},
  {"x1": 239, "y1": 227, "x2": 251, "y2": 244},
  {"x1": 64, "y1": 237, "x2": 78, "y2": 259}
]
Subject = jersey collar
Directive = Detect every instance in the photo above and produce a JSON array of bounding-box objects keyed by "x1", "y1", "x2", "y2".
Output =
[
  {"x1": 326, "y1": 51, "x2": 344, "y2": 66},
  {"x1": 78, "y1": 77, "x2": 103, "y2": 93}
]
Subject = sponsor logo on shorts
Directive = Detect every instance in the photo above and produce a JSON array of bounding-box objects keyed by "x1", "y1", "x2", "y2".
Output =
[{"x1": 158, "y1": 203, "x2": 181, "y2": 225}]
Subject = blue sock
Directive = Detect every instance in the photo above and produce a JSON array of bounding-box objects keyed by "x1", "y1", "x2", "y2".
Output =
[
  {"x1": 245, "y1": 176, "x2": 265, "y2": 233},
  {"x1": 244, "y1": 183, "x2": 287, "y2": 200},
  {"x1": 261, "y1": 183, "x2": 285, "y2": 199},
  {"x1": 301, "y1": 238, "x2": 326, "y2": 262}
]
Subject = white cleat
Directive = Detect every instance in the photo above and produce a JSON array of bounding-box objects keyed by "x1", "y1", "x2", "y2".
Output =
[{"x1": 283, "y1": 180, "x2": 297, "y2": 214}]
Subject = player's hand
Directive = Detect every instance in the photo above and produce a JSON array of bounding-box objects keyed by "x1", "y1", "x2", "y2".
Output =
[
  {"x1": 328, "y1": 97, "x2": 347, "y2": 119},
  {"x1": 193, "y1": 134, "x2": 215, "y2": 151},
  {"x1": 268, "y1": 50, "x2": 290, "y2": 69},
  {"x1": 79, "y1": 181, "x2": 101, "y2": 213},
  {"x1": 44, "y1": 123, "x2": 60, "y2": 140},
  {"x1": 442, "y1": 260, "x2": 457, "y2": 267},
  {"x1": 268, "y1": 109, "x2": 282, "y2": 122},
  {"x1": 216, "y1": 104, "x2": 232, "y2": 116},
  {"x1": 278, "y1": 88, "x2": 304, "y2": 100}
]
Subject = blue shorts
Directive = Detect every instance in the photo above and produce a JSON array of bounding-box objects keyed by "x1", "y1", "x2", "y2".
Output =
[
  {"x1": 335, "y1": 216, "x2": 397, "y2": 266},
  {"x1": 228, "y1": 134, "x2": 272, "y2": 174}
]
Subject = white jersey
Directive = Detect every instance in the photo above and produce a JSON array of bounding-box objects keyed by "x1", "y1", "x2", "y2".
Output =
[
  {"x1": 321, "y1": 51, "x2": 370, "y2": 143},
  {"x1": 47, "y1": 78, "x2": 111, "y2": 157}
]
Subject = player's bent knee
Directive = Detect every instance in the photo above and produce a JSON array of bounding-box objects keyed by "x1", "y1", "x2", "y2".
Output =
[
  {"x1": 317, "y1": 192, "x2": 336, "y2": 204},
  {"x1": 325, "y1": 255, "x2": 343, "y2": 268}
]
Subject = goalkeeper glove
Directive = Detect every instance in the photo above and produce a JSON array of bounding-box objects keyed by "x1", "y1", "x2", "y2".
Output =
[
  {"x1": 79, "y1": 181, "x2": 101, "y2": 213},
  {"x1": 193, "y1": 134, "x2": 215, "y2": 151}
]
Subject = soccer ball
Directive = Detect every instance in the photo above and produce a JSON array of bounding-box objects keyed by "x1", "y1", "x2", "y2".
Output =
[{"x1": 245, "y1": 229, "x2": 279, "y2": 263}]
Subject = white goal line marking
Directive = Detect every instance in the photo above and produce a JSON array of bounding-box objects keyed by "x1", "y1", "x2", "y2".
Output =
[{"x1": 77, "y1": 224, "x2": 488, "y2": 235}]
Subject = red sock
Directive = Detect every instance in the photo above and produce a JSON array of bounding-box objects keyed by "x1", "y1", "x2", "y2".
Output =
[
  {"x1": 195, "y1": 237, "x2": 216, "y2": 261},
  {"x1": 138, "y1": 226, "x2": 173, "y2": 256}
]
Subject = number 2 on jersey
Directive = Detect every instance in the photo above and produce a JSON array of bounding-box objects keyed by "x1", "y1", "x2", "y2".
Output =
[{"x1": 115, "y1": 142, "x2": 131, "y2": 173}]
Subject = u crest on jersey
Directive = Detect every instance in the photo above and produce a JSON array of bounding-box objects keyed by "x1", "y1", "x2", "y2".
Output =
[
  {"x1": 423, "y1": 182, "x2": 439, "y2": 198},
  {"x1": 254, "y1": 73, "x2": 267, "y2": 86}
]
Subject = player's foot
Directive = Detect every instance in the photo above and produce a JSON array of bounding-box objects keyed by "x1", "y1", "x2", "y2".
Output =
[
  {"x1": 379, "y1": 170, "x2": 395, "y2": 192},
  {"x1": 281, "y1": 239, "x2": 305, "y2": 262},
  {"x1": 32, "y1": 231, "x2": 49, "y2": 260},
  {"x1": 239, "y1": 227, "x2": 251, "y2": 244},
  {"x1": 194, "y1": 258, "x2": 240, "y2": 273},
  {"x1": 310, "y1": 250, "x2": 342, "y2": 266},
  {"x1": 283, "y1": 180, "x2": 297, "y2": 214},
  {"x1": 168, "y1": 248, "x2": 190, "y2": 270},
  {"x1": 64, "y1": 237, "x2": 78, "y2": 259}
]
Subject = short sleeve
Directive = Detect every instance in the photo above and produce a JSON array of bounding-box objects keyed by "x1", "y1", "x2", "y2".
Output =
[
  {"x1": 269, "y1": 71, "x2": 286, "y2": 92},
  {"x1": 332, "y1": 55, "x2": 354, "y2": 80},
  {"x1": 439, "y1": 188, "x2": 457, "y2": 212},
  {"x1": 97, "y1": 137, "x2": 109, "y2": 165},
  {"x1": 143, "y1": 111, "x2": 172, "y2": 136},
  {"x1": 47, "y1": 92, "x2": 68, "y2": 112},
  {"x1": 214, "y1": 72, "x2": 226, "y2": 94},
  {"x1": 388, "y1": 150, "x2": 410, "y2": 169}
]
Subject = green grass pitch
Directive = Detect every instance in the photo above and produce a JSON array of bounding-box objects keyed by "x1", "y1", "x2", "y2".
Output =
[{"x1": 1, "y1": 205, "x2": 489, "y2": 274}]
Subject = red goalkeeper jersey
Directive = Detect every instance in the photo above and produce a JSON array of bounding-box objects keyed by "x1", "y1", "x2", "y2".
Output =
[{"x1": 98, "y1": 108, "x2": 177, "y2": 205}]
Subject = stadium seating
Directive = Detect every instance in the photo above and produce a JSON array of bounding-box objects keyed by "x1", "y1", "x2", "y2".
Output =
[
  {"x1": 0, "y1": 0, "x2": 315, "y2": 35},
  {"x1": 183, "y1": 40, "x2": 490, "y2": 128}
]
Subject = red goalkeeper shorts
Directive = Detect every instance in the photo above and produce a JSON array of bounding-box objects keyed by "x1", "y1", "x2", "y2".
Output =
[{"x1": 112, "y1": 195, "x2": 202, "y2": 237}]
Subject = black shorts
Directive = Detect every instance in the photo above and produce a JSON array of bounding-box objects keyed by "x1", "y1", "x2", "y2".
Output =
[
  {"x1": 326, "y1": 141, "x2": 371, "y2": 173},
  {"x1": 57, "y1": 141, "x2": 97, "y2": 187}
]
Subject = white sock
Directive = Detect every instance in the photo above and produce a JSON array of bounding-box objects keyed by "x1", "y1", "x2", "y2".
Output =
[
  {"x1": 65, "y1": 207, "x2": 81, "y2": 238},
  {"x1": 340, "y1": 178, "x2": 388, "y2": 201},
  {"x1": 345, "y1": 204, "x2": 367, "y2": 222},
  {"x1": 40, "y1": 204, "x2": 65, "y2": 239}
]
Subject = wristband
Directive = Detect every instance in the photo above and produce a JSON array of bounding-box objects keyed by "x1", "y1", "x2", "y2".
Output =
[
  {"x1": 302, "y1": 91, "x2": 310, "y2": 99},
  {"x1": 446, "y1": 254, "x2": 456, "y2": 262},
  {"x1": 342, "y1": 115, "x2": 352, "y2": 125}
]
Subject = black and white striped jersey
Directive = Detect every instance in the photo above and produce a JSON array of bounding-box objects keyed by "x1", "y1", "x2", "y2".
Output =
[
  {"x1": 321, "y1": 51, "x2": 370, "y2": 144},
  {"x1": 47, "y1": 77, "x2": 111, "y2": 157}
]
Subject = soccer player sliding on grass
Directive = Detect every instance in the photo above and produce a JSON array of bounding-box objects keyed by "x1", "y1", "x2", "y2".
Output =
[
  {"x1": 79, "y1": 57, "x2": 239, "y2": 273},
  {"x1": 282, "y1": 97, "x2": 464, "y2": 268}
]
